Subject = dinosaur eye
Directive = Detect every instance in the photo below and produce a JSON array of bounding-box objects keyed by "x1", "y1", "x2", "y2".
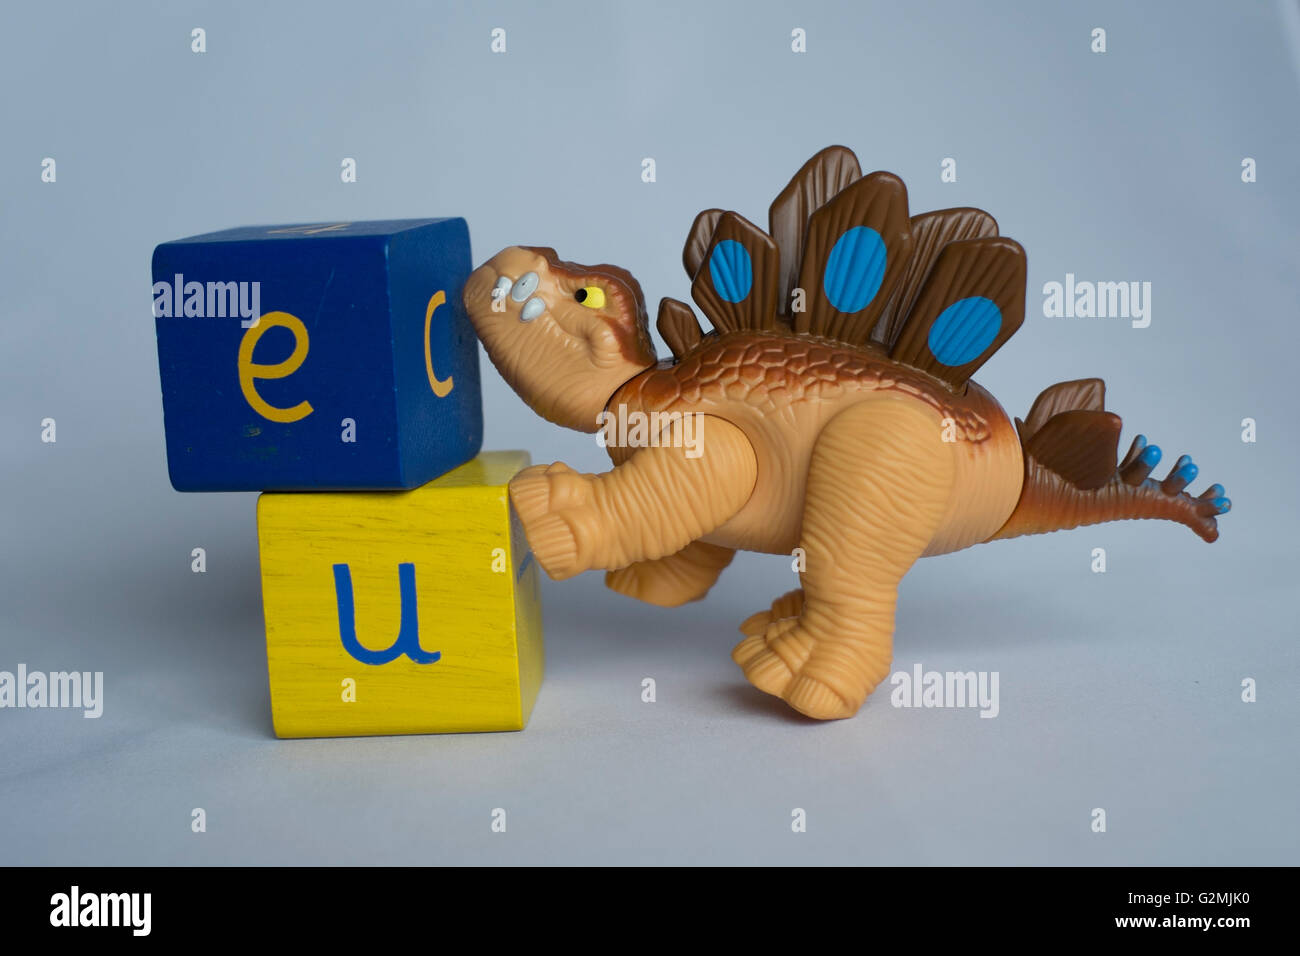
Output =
[
  {"x1": 574, "y1": 286, "x2": 606, "y2": 309},
  {"x1": 520, "y1": 297, "x2": 546, "y2": 322},
  {"x1": 511, "y1": 271, "x2": 539, "y2": 302}
]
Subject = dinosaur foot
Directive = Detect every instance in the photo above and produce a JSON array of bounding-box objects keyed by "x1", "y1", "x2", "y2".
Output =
[
  {"x1": 738, "y1": 588, "x2": 804, "y2": 637},
  {"x1": 731, "y1": 604, "x2": 856, "y2": 720},
  {"x1": 508, "y1": 462, "x2": 595, "y2": 580}
]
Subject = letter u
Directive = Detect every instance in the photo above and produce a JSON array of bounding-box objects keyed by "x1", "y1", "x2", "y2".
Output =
[{"x1": 332, "y1": 563, "x2": 440, "y2": 664}]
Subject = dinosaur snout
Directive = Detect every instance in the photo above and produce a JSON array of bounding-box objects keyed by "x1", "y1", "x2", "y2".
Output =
[{"x1": 463, "y1": 247, "x2": 553, "y2": 333}]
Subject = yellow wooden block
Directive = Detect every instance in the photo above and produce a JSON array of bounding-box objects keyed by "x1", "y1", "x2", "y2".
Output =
[{"x1": 257, "y1": 451, "x2": 543, "y2": 738}]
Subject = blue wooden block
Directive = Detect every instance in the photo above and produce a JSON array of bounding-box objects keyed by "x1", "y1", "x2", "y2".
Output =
[{"x1": 152, "y1": 219, "x2": 482, "y2": 491}]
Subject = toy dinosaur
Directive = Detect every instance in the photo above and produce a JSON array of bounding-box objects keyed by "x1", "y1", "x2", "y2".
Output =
[{"x1": 462, "y1": 146, "x2": 1230, "y2": 721}]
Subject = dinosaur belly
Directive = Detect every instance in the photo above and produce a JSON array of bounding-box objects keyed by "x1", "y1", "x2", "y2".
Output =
[{"x1": 606, "y1": 332, "x2": 1024, "y2": 558}]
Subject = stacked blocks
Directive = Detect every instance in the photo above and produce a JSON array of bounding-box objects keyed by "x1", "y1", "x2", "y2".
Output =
[
  {"x1": 152, "y1": 219, "x2": 482, "y2": 491},
  {"x1": 258, "y1": 452, "x2": 543, "y2": 738},
  {"x1": 152, "y1": 219, "x2": 543, "y2": 737}
]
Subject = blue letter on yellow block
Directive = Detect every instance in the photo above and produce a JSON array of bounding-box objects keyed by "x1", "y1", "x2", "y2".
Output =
[
  {"x1": 258, "y1": 451, "x2": 543, "y2": 737},
  {"x1": 333, "y1": 563, "x2": 441, "y2": 665}
]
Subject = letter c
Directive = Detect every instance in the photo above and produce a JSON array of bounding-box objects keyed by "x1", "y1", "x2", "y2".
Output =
[{"x1": 424, "y1": 291, "x2": 454, "y2": 397}]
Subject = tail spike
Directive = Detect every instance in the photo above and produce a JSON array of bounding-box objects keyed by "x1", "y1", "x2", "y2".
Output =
[
  {"x1": 1197, "y1": 484, "x2": 1231, "y2": 515},
  {"x1": 1161, "y1": 455, "x2": 1197, "y2": 495},
  {"x1": 1120, "y1": 443, "x2": 1162, "y2": 485},
  {"x1": 1119, "y1": 433, "x2": 1148, "y2": 471}
]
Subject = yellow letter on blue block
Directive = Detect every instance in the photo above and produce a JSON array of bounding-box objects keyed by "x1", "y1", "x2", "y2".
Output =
[{"x1": 257, "y1": 451, "x2": 543, "y2": 737}]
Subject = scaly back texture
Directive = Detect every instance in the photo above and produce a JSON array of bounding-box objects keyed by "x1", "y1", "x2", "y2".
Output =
[{"x1": 663, "y1": 145, "x2": 1027, "y2": 394}]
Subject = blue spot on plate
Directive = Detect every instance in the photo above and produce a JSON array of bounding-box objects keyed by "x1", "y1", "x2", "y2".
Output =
[
  {"x1": 709, "y1": 239, "x2": 753, "y2": 303},
  {"x1": 823, "y1": 226, "x2": 886, "y2": 313},
  {"x1": 927, "y1": 296, "x2": 1003, "y2": 366}
]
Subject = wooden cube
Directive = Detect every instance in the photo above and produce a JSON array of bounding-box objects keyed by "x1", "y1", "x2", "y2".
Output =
[
  {"x1": 257, "y1": 451, "x2": 543, "y2": 737},
  {"x1": 153, "y1": 218, "x2": 482, "y2": 491}
]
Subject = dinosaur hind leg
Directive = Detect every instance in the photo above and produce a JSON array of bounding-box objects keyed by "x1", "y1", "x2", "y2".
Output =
[{"x1": 732, "y1": 399, "x2": 956, "y2": 719}]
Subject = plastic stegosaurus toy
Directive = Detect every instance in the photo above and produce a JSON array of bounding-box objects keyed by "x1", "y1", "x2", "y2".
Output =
[{"x1": 462, "y1": 145, "x2": 1230, "y2": 721}]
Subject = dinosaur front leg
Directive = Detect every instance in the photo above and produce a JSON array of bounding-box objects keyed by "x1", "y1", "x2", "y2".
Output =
[
  {"x1": 732, "y1": 400, "x2": 956, "y2": 720},
  {"x1": 605, "y1": 540, "x2": 736, "y2": 607},
  {"x1": 509, "y1": 415, "x2": 757, "y2": 580}
]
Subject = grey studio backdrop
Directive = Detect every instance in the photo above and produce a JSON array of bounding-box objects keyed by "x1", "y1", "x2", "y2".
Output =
[{"x1": 1, "y1": 0, "x2": 1297, "y2": 865}]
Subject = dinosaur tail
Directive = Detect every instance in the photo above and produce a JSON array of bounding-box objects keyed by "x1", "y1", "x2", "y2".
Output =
[{"x1": 990, "y1": 378, "x2": 1231, "y2": 544}]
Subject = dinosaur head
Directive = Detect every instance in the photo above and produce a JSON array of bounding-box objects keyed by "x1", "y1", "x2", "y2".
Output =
[{"x1": 463, "y1": 246, "x2": 657, "y2": 432}]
